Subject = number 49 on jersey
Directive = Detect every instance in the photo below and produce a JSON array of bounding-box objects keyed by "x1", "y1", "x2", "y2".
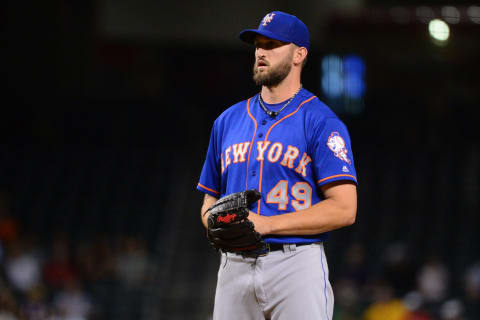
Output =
[{"x1": 266, "y1": 180, "x2": 312, "y2": 211}]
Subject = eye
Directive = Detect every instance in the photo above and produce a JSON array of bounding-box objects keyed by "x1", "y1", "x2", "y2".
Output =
[
  {"x1": 254, "y1": 38, "x2": 288, "y2": 50},
  {"x1": 265, "y1": 41, "x2": 276, "y2": 49},
  {"x1": 255, "y1": 41, "x2": 278, "y2": 50}
]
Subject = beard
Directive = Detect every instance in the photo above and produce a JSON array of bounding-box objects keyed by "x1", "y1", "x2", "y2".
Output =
[{"x1": 252, "y1": 51, "x2": 293, "y2": 87}]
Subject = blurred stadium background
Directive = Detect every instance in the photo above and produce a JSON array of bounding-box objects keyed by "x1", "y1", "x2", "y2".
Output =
[{"x1": 2, "y1": 0, "x2": 480, "y2": 319}]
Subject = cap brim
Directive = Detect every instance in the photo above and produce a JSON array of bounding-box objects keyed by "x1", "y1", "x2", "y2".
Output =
[{"x1": 239, "y1": 29, "x2": 292, "y2": 45}]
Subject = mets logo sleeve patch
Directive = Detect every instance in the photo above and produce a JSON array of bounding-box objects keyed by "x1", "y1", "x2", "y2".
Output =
[{"x1": 311, "y1": 117, "x2": 357, "y2": 186}]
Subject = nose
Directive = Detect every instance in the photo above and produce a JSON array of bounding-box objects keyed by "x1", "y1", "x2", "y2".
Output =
[{"x1": 256, "y1": 47, "x2": 266, "y2": 59}]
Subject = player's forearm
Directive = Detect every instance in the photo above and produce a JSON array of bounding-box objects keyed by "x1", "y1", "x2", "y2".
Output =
[
  {"x1": 201, "y1": 202, "x2": 211, "y2": 229},
  {"x1": 266, "y1": 199, "x2": 356, "y2": 235},
  {"x1": 201, "y1": 194, "x2": 218, "y2": 228}
]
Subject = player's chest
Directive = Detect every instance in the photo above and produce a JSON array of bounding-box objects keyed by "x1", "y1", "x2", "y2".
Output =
[{"x1": 220, "y1": 115, "x2": 309, "y2": 174}]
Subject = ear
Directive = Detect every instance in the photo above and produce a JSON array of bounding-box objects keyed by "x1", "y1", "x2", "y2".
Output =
[{"x1": 293, "y1": 46, "x2": 308, "y2": 66}]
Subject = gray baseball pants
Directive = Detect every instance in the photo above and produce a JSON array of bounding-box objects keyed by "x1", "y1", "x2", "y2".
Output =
[{"x1": 213, "y1": 242, "x2": 333, "y2": 320}]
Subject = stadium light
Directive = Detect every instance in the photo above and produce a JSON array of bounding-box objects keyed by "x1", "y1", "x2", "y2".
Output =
[{"x1": 428, "y1": 19, "x2": 450, "y2": 42}]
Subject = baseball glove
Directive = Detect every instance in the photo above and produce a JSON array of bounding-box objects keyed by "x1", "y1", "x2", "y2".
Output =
[{"x1": 204, "y1": 189, "x2": 267, "y2": 254}]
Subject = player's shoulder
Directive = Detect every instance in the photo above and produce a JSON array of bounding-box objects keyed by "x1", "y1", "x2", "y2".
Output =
[{"x1": 298, "y1": 88, "x2": 340, "y2": 123}]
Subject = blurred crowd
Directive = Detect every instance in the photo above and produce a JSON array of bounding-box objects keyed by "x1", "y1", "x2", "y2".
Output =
[
  {"x1": 332, "y1": 243, "x2": 480, "y2": 320},
  {"x1": 0, "y1": 191, "x2": 153, "y2": 320}
]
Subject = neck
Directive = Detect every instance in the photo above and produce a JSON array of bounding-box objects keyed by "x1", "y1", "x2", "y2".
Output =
[{"x1": 260, "y1": 75, "x2": 302, "y2": 104}]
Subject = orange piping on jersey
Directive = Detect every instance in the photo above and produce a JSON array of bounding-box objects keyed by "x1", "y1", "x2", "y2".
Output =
[
  {"x1": 245, "y1": 98, "x2": 257, "y2": 192},
  {"x1": 197, "y1": 183, "x2": 220, "y2": 195},
  {"x1": 257, "y1": 95, "x2": 317, "y2": 214},
  {"x1": 317, "y1": 174, "x2": 357, "y2": 184}
]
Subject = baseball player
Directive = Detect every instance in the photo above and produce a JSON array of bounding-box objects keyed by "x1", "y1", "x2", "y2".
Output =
[{"x1": 197, "y1": 11, "x2": 358, "y2": 320}]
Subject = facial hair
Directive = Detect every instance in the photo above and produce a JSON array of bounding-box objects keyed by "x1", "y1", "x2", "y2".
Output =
[{"x1": 253, "y1": 50, "x2": 293, "y2": 87}]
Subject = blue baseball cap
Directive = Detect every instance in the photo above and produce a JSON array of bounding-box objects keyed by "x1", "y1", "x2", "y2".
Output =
[{"x1": 239, "y1": 11, "x2": 310, "y2": 50}]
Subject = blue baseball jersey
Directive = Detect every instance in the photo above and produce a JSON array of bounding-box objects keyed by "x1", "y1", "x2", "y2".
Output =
[{"x1": 197, "y1": 88, "x2": 357, "y2": 244}]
